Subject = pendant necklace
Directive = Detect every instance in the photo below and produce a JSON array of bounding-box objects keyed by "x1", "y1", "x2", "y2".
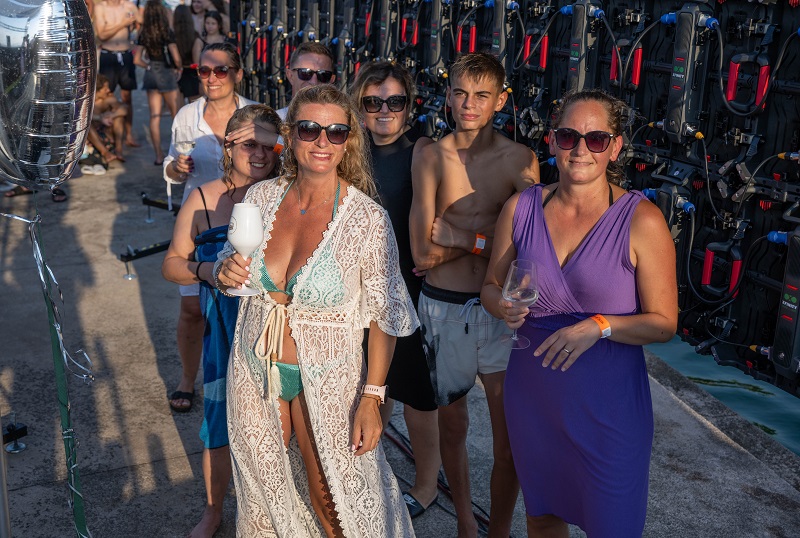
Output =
[{"x1": 295, "y1": 180, "x2": 334, "y2": 215}]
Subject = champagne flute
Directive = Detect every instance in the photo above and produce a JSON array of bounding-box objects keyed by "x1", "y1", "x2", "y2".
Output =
[
  {"x1": 500, "y1": 259, "x2": 539, "y2": 349},
  {"x1": 169, "y1": 126, "x2": 195, "y2": 210},
  {"x1": 226, "y1": 203, "x2": 264, "y2": 297}
]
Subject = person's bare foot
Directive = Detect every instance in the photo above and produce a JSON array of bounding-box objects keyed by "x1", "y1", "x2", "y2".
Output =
[
  {"x1": 186, "y1": 506, "x2": 222, "y2": 538},
  {"x1": 125, "y1": 138, "x2": 141, "y2": 148}
]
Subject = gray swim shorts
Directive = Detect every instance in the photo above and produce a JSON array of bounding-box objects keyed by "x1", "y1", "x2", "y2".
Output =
[{"x1": 418, "y1": 281, "x2": 512, "y2": 406}]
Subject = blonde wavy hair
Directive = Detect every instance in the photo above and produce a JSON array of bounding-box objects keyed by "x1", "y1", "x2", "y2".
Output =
[{"x1": 280, "y1": 84, "x2": 376, "y2": 197}]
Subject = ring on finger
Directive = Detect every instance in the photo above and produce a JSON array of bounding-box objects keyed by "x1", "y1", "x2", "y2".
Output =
[{"x1": 561, "y1": 348, "x2": 572, "y2": 354}]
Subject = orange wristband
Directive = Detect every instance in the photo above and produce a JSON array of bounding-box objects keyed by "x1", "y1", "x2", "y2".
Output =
[
  {"x1": 590, "y1": 314, "x2": 611, "y2": 338},
  {"x1": 472, "y1": 233, "x2": 486, "y2": 255}
]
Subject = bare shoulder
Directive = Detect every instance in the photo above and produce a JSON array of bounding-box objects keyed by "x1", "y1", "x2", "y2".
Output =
[
  {"x1": 198, "y1": 178, "x2": 228, "y2": 197},
  {"x1": 504, "y1": 190, "x2": 523, "y2": 213},
  {"x1": 418, "y1": 134, "x2": 449, "y2": 161},
  {"x1": 413, "y1": 135, "x2": 434, "y2": 154},
  {"x1": 631, "y1": 196, "x2": 671, "y2": 241},
  {"x1": 494, "y1": 135, "x2": 539, "y2": 167},
  {"x1": 179, "y1": 185, "x2": 206, "y2": 215},
  {"x1": 632, "y1": 196, "x2": 666, "y2": 225}
]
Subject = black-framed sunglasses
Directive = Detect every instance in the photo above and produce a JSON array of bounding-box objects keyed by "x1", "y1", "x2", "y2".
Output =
[
  {"x1": 552, "y1": 128, "x2": 616, "y2": 153},
  {"x1": 292, "y1": 68, "x2": 335, "y2": 83},
  {"x1": 197, "y1": 65, "x2": 236, "y2": 79},
  {"x1": 361, "y1": 95, "x2": 408, "y2": 113},
  {"x1": 294, "y1": 120, "x2": 351, "y2": 145}
]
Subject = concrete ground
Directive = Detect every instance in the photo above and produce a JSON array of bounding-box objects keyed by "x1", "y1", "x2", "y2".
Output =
[{"x1": 0, "y1": 90, "x2": 799, "y2": 537}]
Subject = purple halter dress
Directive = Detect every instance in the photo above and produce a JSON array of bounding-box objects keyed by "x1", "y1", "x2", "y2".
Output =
[{"x1": 505, "y1": 184, "x2": 653, "y2": 537}]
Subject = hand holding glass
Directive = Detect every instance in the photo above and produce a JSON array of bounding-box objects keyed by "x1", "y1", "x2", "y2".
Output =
[
  {"x1": 226, "y1": 203, "x2": 264, "y2": 296},
  {"x1": 173, "y1": 126, "x2": 195, "y2": 180},
  {"x1": 173, "y1": 126, "x2": 196, "y2": 160},
  {"x1": 501, "y1": 259, "x2": 539, "y2": 349}
]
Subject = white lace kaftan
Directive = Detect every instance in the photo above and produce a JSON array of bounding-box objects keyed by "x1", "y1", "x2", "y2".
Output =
[{"x1": 218, "y1": 179, "x2": 419, "y2": 537}]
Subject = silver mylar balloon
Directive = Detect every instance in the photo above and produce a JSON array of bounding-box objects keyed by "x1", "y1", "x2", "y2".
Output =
[{"x1": 0, "y1": 0, "x2": 96, "y2": 189}]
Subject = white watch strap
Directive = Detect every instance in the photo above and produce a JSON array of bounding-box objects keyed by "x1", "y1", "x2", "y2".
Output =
[{"x1": 362, "y1": 384, "x2": 386, "y2": 404}]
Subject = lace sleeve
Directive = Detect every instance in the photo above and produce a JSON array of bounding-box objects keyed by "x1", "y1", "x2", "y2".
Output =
[{"x1": 360, "y1": 206, "x2": 420, "y2": 336}]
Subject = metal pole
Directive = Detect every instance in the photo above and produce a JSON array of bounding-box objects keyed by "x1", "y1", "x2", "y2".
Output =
[{"x1": 0, "y1": 415, "x2": 12, "y2": 538}]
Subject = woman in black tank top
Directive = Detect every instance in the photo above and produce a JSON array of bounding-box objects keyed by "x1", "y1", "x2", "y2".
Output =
[{"x1": 350, "y1": 61, "x2": 441, "y2": 519}]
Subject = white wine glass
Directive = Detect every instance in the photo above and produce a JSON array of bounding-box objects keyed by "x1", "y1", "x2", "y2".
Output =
[
  {"x1": 226, "y1": 203, "x2": 264, "y2": 297},
  {"x1": 169, "y1": 126, "x2": 196, "y2": 210},
  {"x1": 500, "y1": 259, "x2": 539, "y2": 350},
  {"x1": 173, "y1": 126, "x2": 196, "y2": 180}
]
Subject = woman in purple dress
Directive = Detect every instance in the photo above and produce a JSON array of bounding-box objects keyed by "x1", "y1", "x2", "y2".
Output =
[{"x1": 481, "y1": 89, "x2": 677, "y2": 537}]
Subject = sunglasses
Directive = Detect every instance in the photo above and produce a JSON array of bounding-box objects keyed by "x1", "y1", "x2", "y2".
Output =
[
  {"x1": 292, "y1": 68, "x2": 335, "y2": 83},
  {"x1": 197, "y1": 65, "x2": 236, "y2": 79},
  {"x1": 361, "y1": 95, "x2": 408, "y2": 113},
  {"x1": 294, "y1": 120, "x2": 351, "y2": 145},
  {"x1": 552, "y1": 128, "x2": 616, "y2": 153}
]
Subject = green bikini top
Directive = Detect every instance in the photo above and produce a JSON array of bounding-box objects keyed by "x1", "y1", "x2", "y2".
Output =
[{"x1": 259, "y1": 179, "x2": 341, "y2": 297}]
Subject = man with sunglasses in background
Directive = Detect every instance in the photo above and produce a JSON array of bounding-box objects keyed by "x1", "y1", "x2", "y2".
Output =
[
  {"x1": 410, "y1": 52, "x2": 539, "y2": 538},
  {"x1": 277, "y1": 42, "x2": 336, "y2": 120}
]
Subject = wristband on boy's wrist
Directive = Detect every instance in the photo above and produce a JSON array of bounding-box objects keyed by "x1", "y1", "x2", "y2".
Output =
[
  {"x1": 472, "y1": 233, "x2": 486, "y2": 255},
  {"x1": 194, "y1": 261, "x2": 205, "y2": 281}
]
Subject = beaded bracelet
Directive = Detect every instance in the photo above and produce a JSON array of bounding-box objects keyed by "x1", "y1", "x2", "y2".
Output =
[{"x1": 213, "y1": 260, "x2": 236, "y2": 298}]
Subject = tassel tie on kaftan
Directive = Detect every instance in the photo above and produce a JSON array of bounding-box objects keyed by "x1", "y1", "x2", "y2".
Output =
[{"x1": 254, "y1": 302, "x2": 287, "y2": 401}]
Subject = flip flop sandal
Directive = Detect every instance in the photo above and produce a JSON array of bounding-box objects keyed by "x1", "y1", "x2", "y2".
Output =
[
  {"x1": 92, "y1": 164, "x2": 107, "y2": 175},
  {"x1": 169, "y1": 390, "x2": 195, "y2": 413},
  {"x1": 3, "y1": 185, "x2": 35, "y2": 198},
  {"x1": 51, "y1": 187, "x2": 67, "y2": 203},
  {"x1": 402, "y1": 492, "x2": 438, "y2": 519}
]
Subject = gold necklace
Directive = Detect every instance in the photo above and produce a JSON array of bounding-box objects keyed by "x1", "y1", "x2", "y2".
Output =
[{"x1": 295, "y1": 181, "x2": 334, "y2": 215}]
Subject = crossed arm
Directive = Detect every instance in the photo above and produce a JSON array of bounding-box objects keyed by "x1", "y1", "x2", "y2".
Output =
[
  {"x1": 409, "y1": 145, "x2": 470, "y2": 272},
  {"x1": 410, "y1": 145, "x2": 539, "y2": 272}
]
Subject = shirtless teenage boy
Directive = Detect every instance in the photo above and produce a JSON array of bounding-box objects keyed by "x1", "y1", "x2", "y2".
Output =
[
  {"x1": 410, "y1": 52, "x2": 539, "y2": 537},
  {"x1": 93, "y1": 0, "x2": 142, "y2": 148}
]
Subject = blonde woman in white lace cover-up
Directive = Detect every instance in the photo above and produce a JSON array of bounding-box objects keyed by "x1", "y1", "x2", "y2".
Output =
[{"x1": 214, "y1": 85, "x2": 418, "y2": 537}]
